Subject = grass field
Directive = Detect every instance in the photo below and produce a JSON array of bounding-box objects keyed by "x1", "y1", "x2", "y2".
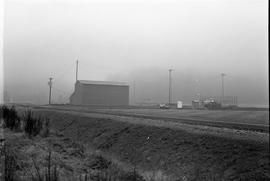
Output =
[
  {"x1": 25, "y1": 107, "x2": 269, "y2": 180},
  {"x1": 3, "y1": 105, "x2": 269, "y2": 180}
]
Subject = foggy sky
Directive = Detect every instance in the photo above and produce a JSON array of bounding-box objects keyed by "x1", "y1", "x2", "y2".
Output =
[{"x1": 3, "y1": 0, "x2": 268, "y2": 106}]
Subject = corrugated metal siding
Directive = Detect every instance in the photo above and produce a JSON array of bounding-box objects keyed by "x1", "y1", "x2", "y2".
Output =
[
  {"x1": 70, "y1": 82, "x2": 129, "y2": 106},
  {"x1": 81, "y1": 84, "x2": 129, "y2": 105},
  {"x1": 70, "y1": 82, "x2": 83, "y2": 105},
  {"x1": 78, "y1": 80, "x2": 128, "y2": 86}
]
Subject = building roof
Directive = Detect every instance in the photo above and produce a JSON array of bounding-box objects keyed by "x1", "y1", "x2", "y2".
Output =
[{"x1": 77, "y1": 80, "x2": 129, "y2": 86}]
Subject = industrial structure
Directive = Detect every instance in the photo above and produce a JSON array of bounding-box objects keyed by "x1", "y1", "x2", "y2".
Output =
[
  {"x1": 70, "y1": 80, "x2": 129, "y2": 106},
  {"x1": 192, "y1": 96, "x2": 238, "y2": 109}
]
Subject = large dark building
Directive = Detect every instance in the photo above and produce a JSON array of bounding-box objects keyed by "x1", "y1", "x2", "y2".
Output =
[{"x1": 70, "y1": 80, "x2": 129, "y2": 106}]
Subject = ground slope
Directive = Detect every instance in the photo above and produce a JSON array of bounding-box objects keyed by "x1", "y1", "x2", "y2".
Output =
[{"x1": 28, "y1": 109, "x2": 269, "y2": 181}]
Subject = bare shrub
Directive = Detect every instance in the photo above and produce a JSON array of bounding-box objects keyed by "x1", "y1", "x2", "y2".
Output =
[
  {"x1": 23, "y1": 110, "x2": 43, "y2": 137},
  {"x1": 41, "y1": 118, "x2": 50, "y2": 138},
  {"x1": 1, "y1": 106, "x2": 21, "y2": 131}
]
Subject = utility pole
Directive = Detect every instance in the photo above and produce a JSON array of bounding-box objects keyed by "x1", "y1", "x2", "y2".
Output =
[
  {"x1": 195, "y1": 79, "x2": 200, "y2": 100},
  {"x1": 76, "y1": 60, "x2": 79, "y2": 82},
  {"x1": 48, "y1": 77, "x2": 53, "y2": 105},
  {"x1": 133, "y1": 80, "x2": 136, "y2": 105},
  {"x1": 221, "y1": 73, "x2": 226, "y2": 105},
  {"x1": 168, "y1": 69, "x2": 173, "y2": 105}
]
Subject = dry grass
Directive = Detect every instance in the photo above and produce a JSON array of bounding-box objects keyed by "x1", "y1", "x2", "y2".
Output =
[
  {"x1": 35, "y1": 110, "x2": 269, "y2": 181},
  {"x1": 3, "y1": 129, "x2": 149, "y2": 181},
  {"x1": 1, "y1": 106, "x2": 21, "y2": 131},
  {"x1": 1, "y1": 106, "x2": 50, "y2": 138},
  {"x1": 4, "y1": 106, "x2": 270, "y2": 180}
]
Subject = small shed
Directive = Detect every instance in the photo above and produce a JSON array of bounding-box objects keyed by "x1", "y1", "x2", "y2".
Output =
[{"x1": 177, "y1": 101, "x2": 183, "y2": 109}]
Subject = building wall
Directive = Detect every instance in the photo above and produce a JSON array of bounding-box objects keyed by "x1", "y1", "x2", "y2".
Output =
[
  {"x1": 81, "y1": 84, "x2": 129, "y2": 106},
  {"x1": 70, "y1": 82, "x2": 83, "y2": 105},
  {"x1": 70, "y1": 83, "x2": 129, "y2": 106}
]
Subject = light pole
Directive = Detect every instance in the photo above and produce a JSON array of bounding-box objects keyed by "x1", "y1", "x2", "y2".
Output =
[
  {"x1": 168, "y1": 69, "x2": 173, "y2": 105},
  {"x1": 76, "y1": 60, "x2": 78, "y2": 82},
  {"x1": 221, "y1": 73, "x2": 226, "y2": 105},
  {"x1": 48, "y1": 77, "x2": 53, "y2": 105},
  {"x1": 194, "y1": 79, "x2": 200, "y2": 100},
  {"x1": 133, "y1": 80, "x2": 136, "y2": 105}
]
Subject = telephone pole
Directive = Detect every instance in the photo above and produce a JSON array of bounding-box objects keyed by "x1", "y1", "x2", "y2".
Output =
[
  {"x1": 48, "y1": 77, "x2": 53, "y2": 105},
  {"x1": 133, "y1": 80, "x2": 136, "y2": 105},
  {"x1": 76, "y1": 60, "x2": 79, "y2": 82},
  {"x1": 168, "y1": 69, "x2": 173, "y2": 105},
  {"x1": 221, "y1": 73, "x2": 226, "y2": 105}
]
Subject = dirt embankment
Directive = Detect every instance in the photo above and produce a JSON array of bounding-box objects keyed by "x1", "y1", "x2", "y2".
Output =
[{"x1": 29, "y1": 109, "x2": 269, "y2": 181}]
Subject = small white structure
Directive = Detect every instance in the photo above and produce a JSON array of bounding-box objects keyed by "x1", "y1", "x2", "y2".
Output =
[{"x1": 177, "y1": 101, "x2": 183, "y2": 109}]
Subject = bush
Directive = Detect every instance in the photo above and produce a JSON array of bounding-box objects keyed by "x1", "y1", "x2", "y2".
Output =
[
  {"x1": 40, "y1": 118, "x2": 50, "y2": 138},
  {"x1": 0, "y1": 106, "x2": 50, "y2": 137},
  {"x1": 23, "y1": 110, "x2": 44, "y2": 137},
  {"x1": 1, "y1": 106, "x2": 21, "y2": 131}
]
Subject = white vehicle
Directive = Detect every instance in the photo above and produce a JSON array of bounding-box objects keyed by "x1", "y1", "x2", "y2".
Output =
[{"x1": 159, "y1": 103, "x2": 170, "y2": 109}]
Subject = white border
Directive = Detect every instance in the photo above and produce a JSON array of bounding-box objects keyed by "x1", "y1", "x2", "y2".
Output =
[{"x1": 0, "y1": 0, "x2": 4, "y2": 104}]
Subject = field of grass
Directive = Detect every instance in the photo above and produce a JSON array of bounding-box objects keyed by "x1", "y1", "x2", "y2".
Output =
[
  {"x1": 3, "y1": 130, "x2": 147, "y2": 181},
  {"x1": 2, "y1": 106, "x2": 269, "y2": 180},
  {"x1": 1, "y1": 107, "x2": 146, "y2": 181},
  {"x1": 27, "y1": 108, "x2": 269, "y2": 181}
]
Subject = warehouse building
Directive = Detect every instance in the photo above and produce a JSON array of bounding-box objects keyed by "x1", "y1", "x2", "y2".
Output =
[{"x1": 70, "y1": 80, "x2": 129, "y2": 106}]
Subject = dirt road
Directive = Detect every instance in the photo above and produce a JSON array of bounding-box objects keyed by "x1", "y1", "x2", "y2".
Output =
[
  {"x1": 26, "y1": 104, "x2": 269, "y2": 133},
  {"x1": 31, "y1": 108, "x2": 269, "y2": 144}
]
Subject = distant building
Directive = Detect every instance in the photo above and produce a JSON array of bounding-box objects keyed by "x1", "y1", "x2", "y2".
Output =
[
  {"x1": 70, "y1": 80, "x2": 129, "y2": 106},
  {"x1": 192, "y1": 98, "x2": 222, "y2": 109}
]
